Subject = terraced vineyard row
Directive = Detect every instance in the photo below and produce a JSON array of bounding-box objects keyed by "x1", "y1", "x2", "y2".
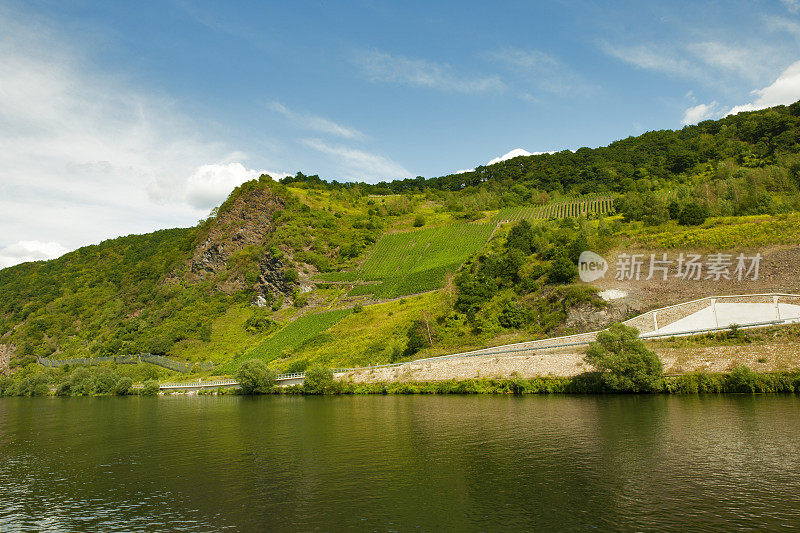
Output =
[
  {"x1": 343, "y1": 223, "x2": 494, "y2": 298},
  {"x1": 221, "y1": 309, "x2": 353, "y2": 371},
  {"x1": 493, "y1": 195, "x2": 614, "y2": 223}
]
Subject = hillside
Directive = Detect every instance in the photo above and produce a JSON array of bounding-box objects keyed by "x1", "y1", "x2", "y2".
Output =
[{"x1": 2, "y1": 101, "x2": 800, "y2": 377}]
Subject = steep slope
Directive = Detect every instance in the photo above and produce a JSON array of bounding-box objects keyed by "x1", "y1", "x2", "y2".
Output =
[{"x1": 2, "y1": 102, "x2": 800, "y2": 376}]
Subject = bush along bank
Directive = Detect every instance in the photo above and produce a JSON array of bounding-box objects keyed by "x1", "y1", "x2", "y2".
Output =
[
  {"x1": 0, "y1": 364, "x2": 170, "y2": 397},
  {"x1": 226, "y1": 369, "x2": 800, "y2": 396}
]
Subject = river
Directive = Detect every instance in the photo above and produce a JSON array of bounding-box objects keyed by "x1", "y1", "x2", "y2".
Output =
[{"x1": 1, "y1": 395, "x2": 799, "y2": 531}]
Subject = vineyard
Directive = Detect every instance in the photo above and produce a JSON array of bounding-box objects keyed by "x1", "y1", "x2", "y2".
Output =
[
  {"x1": 493, "y1": 195, "x2": 614, "y2": 223},
  {"x1": 315, "y1": 197, "x2": 613, "y2": 299},
  {"x1": 221, "y1": 308, "x2": 352, "y2": 370},
  {"x1": 331, "y1": 223, "x2": 494, "y2": 298}
]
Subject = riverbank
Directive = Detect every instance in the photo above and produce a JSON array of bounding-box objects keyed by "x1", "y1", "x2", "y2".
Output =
[{"x1": 177, "y1": 367, "x2": 800, "y2": 395}]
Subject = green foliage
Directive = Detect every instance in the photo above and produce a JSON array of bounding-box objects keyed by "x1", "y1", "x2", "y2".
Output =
[
  {"x1": 228, "y1": 309, "x2": 352, "y2": 369},
  {"x1": 413, "y1": 214, "x2": 426, "y2": 227},
  {"x1": 302, "y1": 365, "x2": 334, "y2": 394},
  {"x1": 243, "y1": 312, "x2": 278, "y2": 335},
  {"x1": 293, "y1": 292, "x2": 309, "y2": 308},
  {"x1": 236, "y1": 359, "x2": 277, "y2": 394},
  {"x1": 284, "y1": 268, "x2": 299, "y2": 284},
  {"x1": 678, "y1": 202, "x2": 709, "y2": 226},
  {"x1": 404, "y1": 318, "x2": 437, "y2": 356},
  {"x1": 494, "y1": 196, "x2": 614, "y2": 223},
  {"x1": 113, "y1": 376, "x2": 133, "y2": 395},
  {"x1": 140, "y1": 379, "x2": 160, "y2": 396},
  {"x1": 547, "y1": 256, "x2": 577, "y2": 284},
  {"x1": 584, "y1": 324, "x2": 664, "y2": 392},
  {"x1": 353, "y1": 223, "x2": 494, "y2": 298}
]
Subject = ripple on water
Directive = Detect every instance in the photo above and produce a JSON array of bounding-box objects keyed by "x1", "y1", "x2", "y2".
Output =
[{"x1": 0, "y1": 395, "x2": 799, "y2": 531}]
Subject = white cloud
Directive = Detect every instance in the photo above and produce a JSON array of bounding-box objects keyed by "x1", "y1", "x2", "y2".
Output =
[
  {"x1": 353, "y1": 50, "x2": 504, "y2": 94},
  {"x1": 686, "y1": 42, "x2": 771, "y2": 84},
  {"x1": 0, "y1": 241, "x2": 68, "y2": 269},
  {"x1": 267, "y1": 102, "x2": 364, "y2": 139},
  {"x1": 728, "y1": 60, "x2": 800, "y2": 115},
  {"x1": 485, "y1": 47, "x2": 586, "y2": 95},
  {"x1": 186, "y1": 163, "x2": 274, "y2": 209},
  {"x1": 600, "y1": 42, "x2": 705, "y2": 81},
  {"x1": 765, "y1": 14, "x2": 800, "y2": 38},
  {"x1": 302, "y1": 139, "x2": 411, "y2": 181},
  {"x1": 780, "y1": 0, "x2": 799, "y2": 14},
  {"x1": 681, "y1": 101, "x2": 722, "y2": 125},
  {"x1": 601, "y1": 39, "x2": 787, "y2": 88},
  {"x1": 486, "y1": 148, "x2": 554, "y2": 166},
  {"x1": 0, "y1": 8, "x2": 286, "y2": 267}
]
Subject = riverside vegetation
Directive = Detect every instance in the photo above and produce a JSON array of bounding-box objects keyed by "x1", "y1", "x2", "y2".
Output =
[
  {"x1": 3, "y1": 324, "x2": 800, "y2": 396},
  {"x1": 2, "y1": 101, "x2": 800, "y2": 388}
]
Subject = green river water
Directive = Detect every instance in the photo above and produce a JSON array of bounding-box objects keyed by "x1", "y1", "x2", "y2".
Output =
[{"x1": 1, "y1": 395, "x2": 799, "y2": 531}]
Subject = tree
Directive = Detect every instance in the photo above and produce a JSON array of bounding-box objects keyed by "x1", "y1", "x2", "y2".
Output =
[
  {"x1": 547, "y1": 255, "x2": 577, "y2": 284},
  {"x1": 140, "y1": 379, "x2": 160, "y2": 396},
  {"x1": 236, "y1": 359, "x2": 277, "y2": 394},
  {"x1": 584, "y1": 324, "x2": 663, "y2": 392},
  {"x1": 413, "y1": 214, "x2": 426, "y2": 227},
  {"x1": 303, "y1": 365, "x2": 334, "y2": 394},
  {"x1": 506, "y1": 220, "x2": 534, "y2": 254},
  {"x1": 404, "y1": 318, "x2": 436, "y2": 356},
  {"x1": 113, "y1": 376, "x2": 133, "y2": 395},
  {"x1": 678, "y1": 202, "x2": 708, "y2": 226}
]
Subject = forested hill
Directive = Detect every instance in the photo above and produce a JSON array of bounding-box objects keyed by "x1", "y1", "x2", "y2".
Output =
[
  {"x1": 285, "y1": 100, "x2": 800, "y2": 196},
  {"x1": 1, "y1": 101, "x2": 800, "y2": 374}
]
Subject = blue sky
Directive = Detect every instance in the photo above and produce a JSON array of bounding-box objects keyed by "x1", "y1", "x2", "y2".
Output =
[{"x1": 1, "y1": 0, "x2": 800, "y2": 266}]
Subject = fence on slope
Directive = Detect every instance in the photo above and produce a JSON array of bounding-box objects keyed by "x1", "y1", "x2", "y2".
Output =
[{"x1": 37, "y1": 353, "x2": 214, "y2": 373}]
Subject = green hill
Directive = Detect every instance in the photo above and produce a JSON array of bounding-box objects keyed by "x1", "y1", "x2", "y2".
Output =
[{"x1": 2, "y1": 101, "x2": 800, "y2": 377}]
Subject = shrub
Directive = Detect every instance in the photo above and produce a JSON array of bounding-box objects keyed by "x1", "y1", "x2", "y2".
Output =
[
  {"x1": 303, "y1": 365, "x2": 334, "y2": 394},
  {"x1": 584, "y1": 324, "x2": 664, "y2": 392},
  {"x1": 726, "y1": 365, "x2": 759, "y2": 392},
  {"x1": 94, "y1": 371, "x2": 119, "y2": 395},
  {"x1": 113, "y1": 376, "x2": 133, "y2": 395},
  {"x1": 293, "y1": 293, "x2": 309, "y2": 308},
  {"x1": 284, "y1": 268, "x2": 299, "y2": 284},
  {"x1": 140, "y1": 379, "x2": 160, "y2": 396},
  {"x1": 244, "y1": 314, "x2": 277, "y2": 335},
  {"x1": 0, "y1": 376, "x2": 13, "y2": 396},
  {"x1": 678, "y1": 202, "x2": 708, "y2": 226},
  {"x1": 147, "y1": 337, "x2": 172, "y2": 356},
  {"x1": 404, "y1": 318, "x2": 436, "y2": 356},
  {"x1": 236, "y1": 359, "x2": 277, "y2": 394},
  {"x1": 352, "y1": 303, "x2": 364, "y2": 313},
  {"x1": 413, "y1": 214, "x2": 426, "y2": 227},
  {"x1": 547, "y1": 256, "x2": 578, "y2": 284}
]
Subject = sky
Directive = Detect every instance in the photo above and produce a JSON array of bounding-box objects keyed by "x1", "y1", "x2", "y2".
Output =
[{"x1": 2, "y1": 0, "x2": 800, "y2": 268}]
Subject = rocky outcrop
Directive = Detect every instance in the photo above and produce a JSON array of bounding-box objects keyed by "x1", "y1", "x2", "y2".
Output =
[
  {"x1": 0, "y1": 343, "x2": 14, "y2": 374},
  {"x1": 188, "y1": 183, "x2": 299, "y2": 299},
  {"x1": 191, "y1": 242, "x2": 227, "y2": 275},
  {"x1": 253, "y1": 253, "x2": 297, "y2": 303},
  {"x1": 190, "y1": 185, "x2": 286, "y2": 277}
]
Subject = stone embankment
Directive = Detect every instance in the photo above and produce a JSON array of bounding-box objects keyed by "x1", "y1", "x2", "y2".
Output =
[{"x1": 339, "y1": 342, "x2": 800, "y2": 384}]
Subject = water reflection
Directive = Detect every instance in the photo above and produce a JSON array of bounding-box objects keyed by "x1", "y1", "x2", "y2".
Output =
[{"x1": 0, "y1": 395, "x2": 799, "y2": 531}]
